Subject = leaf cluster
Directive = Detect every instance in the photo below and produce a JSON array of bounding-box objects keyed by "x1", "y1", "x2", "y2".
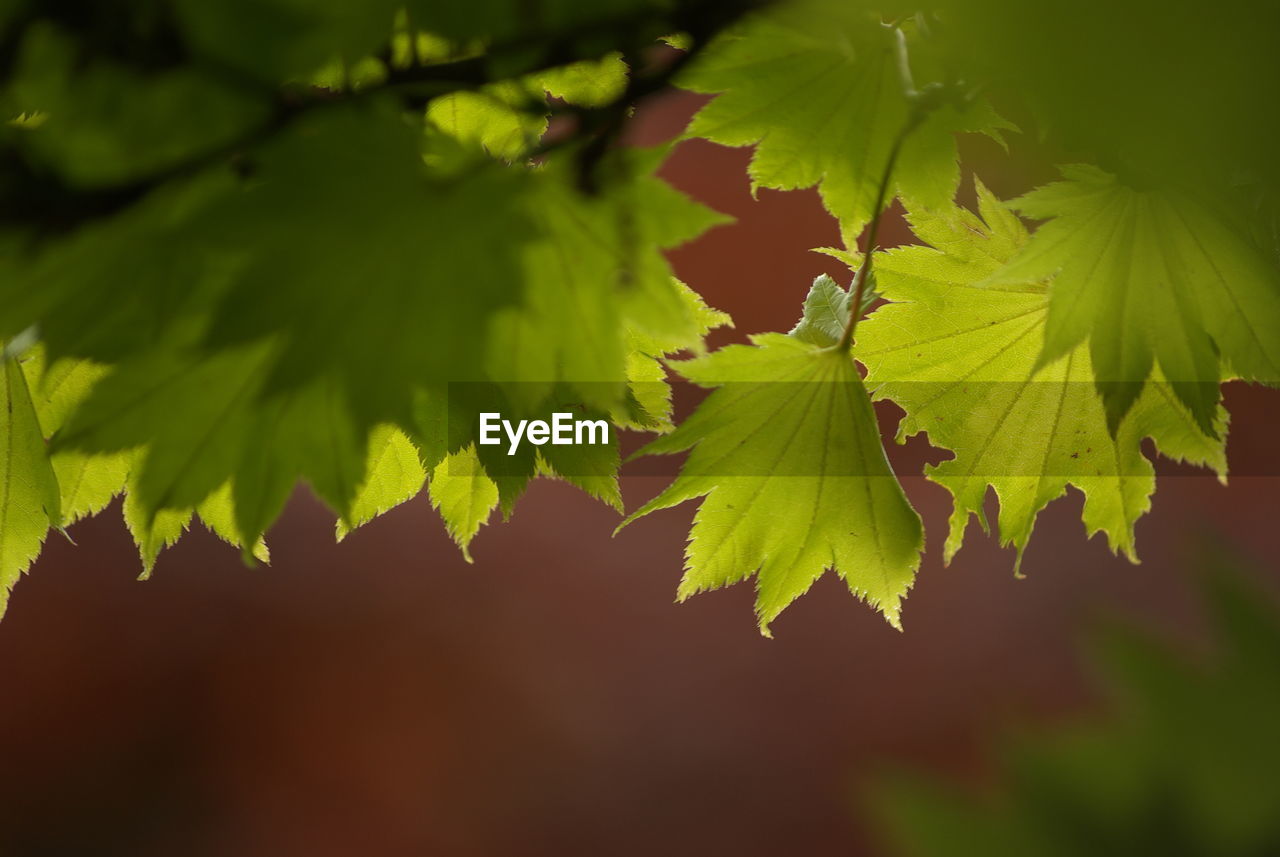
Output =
[{"x1": 0, "y1": 0, "x2": 1276, "y2": 634}]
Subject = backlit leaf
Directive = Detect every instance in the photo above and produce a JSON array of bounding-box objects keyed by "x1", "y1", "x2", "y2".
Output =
[{"x1": 623, "y1": 333, "x2": 923, "y2": 635}]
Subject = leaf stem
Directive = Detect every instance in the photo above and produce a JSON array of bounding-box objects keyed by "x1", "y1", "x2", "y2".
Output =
[
  {"x1": 836, "y1": 25, "x2": 932, "y2": 353},
  {"x1": 835, "y1": 125, "x2": 907, "y2": 352}
]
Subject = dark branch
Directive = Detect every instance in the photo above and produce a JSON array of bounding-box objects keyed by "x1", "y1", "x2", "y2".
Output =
[{"x1": 1, "y1": 0, "x2": 769, "y2": 236}]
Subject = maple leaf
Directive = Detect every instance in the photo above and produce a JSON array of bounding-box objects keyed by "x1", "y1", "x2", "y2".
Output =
[
  {"x1": 52, "y1": 341, "x2": 368, "y2": 552},
  {"x1": 386, "y1": 281, "x2": 729, "y2": 555},
  {"x1": 200, "y1": 106, "x2": 535, "y2": 428},
  {"x1": 488, "y1": 147, "x2": 730, "y2": 416},
  {"x1": 622, "y1": 279, "x2": 733, "y2": 432},
  {"x1": 53, "y1": 343, "x2": 275, "y2": 514},
  {"x1": 228, "y1": 372, "x2": 369, "y2": 551},
  {"x1": 335, "y1": 425, "x2": 427, "y2": 541},
  {"x1": 986, "y1": 164, "x2": 1280, "y2": 434},
  {"x1": 429, "y1": 445, "x2": 499, "y2": 562},
  {"x1": 447, "y1": 382, "x2": 623, "y2": 518},
  {"x1": 123, "y1": 478, "x2": 268, "y2": 576},
  {"x1": 0, "y1": 171, "x2": 236, "y2": 366},
  {"x1": 622, "y1": 333, "x2": 923, "y2": 635},
  {"x1": 855, "y1": 179, "x2": 1228, "y2": 568},
  {"x1": 318, "y1": 277, "x2": 732, "y2": 550},
  {"x1": 538, "y1": 53, "x2": 628, "y2": 107},
  {"x1": 13, "y1": 348, "x2": 265, "y2": 582},
  {"x1": 21, "y1": 349, "x2": 129, "y2": 526},
  {"x1": 426, "y1": 52, "x2": 628, "y2": 161},
  {"x1": 427, "y1": 81, "x2": 550, "y2": 161},
  {"x1": 680, "y1": 1, "x2": 1011, "y2": 239},
  {"x1": 0, "y1": 353, "x2": 61, "y2": 618}
]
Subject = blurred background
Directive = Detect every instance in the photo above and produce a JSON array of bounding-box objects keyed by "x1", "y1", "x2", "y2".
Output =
[{"x1": 1, "y1": 89, "x2": 1277, "y2": 857}]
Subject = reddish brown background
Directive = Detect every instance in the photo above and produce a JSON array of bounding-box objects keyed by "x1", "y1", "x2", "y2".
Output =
[{"x1": 1, "y1": 91, "x2": 1277, "y2": 857}]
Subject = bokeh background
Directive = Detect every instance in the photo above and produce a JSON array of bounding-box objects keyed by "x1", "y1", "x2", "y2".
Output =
[{"x1": 1, "y1": 90, "x2": 1277, "y2": 857}]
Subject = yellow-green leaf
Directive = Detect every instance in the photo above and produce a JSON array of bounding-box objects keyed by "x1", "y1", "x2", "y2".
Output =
[{"x1": 623, "y1": 333, "x2": 923, "y2": 635}]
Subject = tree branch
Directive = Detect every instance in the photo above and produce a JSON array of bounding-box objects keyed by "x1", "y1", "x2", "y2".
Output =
[{"x1": 2, "y1": 0, "x2": 768, "y2": 235}]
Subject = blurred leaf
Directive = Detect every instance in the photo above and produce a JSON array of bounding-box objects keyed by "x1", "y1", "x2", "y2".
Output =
[
  {"x1": 876, "y1": 565, "x2": 1280, "y2": 857},
  {"x1": 987, "y1": 165, "x2": 1280, "y2": 434},
  {"x1": 174, "y1": 0, "x2": 401, "y2": 79},
  {"x1": 538, "y1": 52, "x2": 628, "y2": 107},
  {"x1": 200, "y1": 106, "x2": 535, "y2": 427},
  {"x1": 427, "y1": 81, "x2": 549, "y2": 161},
  {"x1": 489, "y1": 147, "x2": 729, "y2": 415},
  {"x1": 7, "y1": 23, "x2": 267, "y2": 186},
  {"x1": 0, "y1": 172, "x2": 236, "y2": 364},
  {"x1": 930, "y1": 0, "x2": 1280, "y2": 200}
]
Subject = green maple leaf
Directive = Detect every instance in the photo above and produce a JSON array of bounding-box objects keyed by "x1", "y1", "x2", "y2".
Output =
[
  {"x1": 0, "y1": 171, "x2": 235, "y2": 365},
  {"x1": 488, "y1": 147, "x2": 730, "y2": 415},
  {"x1": 427, "y1": 81, "x2": 549, "y2": 161},
  {"x1": 200, "y1": 106, "x2": 534, "y2": 427},
  {"x1": 446, "y1": 381, "x2": 622, "y2": 518},
  {"x1": 194, "y1": 482, "x2": 269, "y2": 565},
  {"x1": 229, "y1": 373, "x2": 368, "y2": 550},
  {"x1": 335, "y1": 425, "x2": 427, "y2": 541},
  {"x1": 426, "y1": 52, "x2": 628, "y2": 161},
  {"x1": 622, "y1": 333, "x2": 923, "y2": 636},
  {"x1": 48, "y1": 448, "x2": 130, "y2": 528},
  {"x1": 0, "y1": 353, "x2": 60, "y2": 618},
  {"x1": 405, "y1": 280, "x2": 728, "y2": 558},
  {"x1": 538, "y1": 53, "x2": 628, "y2": 107},
  {"x1": 430, "y1": 149, "x2": 728, "y2": 531},
  {"x1": 53, "y1": 342, "x2": 275, "y2": 515},
  {"x1": 429, "y1": 445, "x2": 498, "y2": 562},
  {"x1": 21, "y1": 349, "x2": 129, "y2": 525},
  {"x1": 680, "y1": 1, "x2": 1011, "y2": 239},
  {"x1": 123, "y1": 477, "x2": 268, "y2": 577},
  {"x1": 622, "y1": 279, "x2": 733, "y2": 432},
  {"x1": 122, "y1": 489, "x2": 190, "y2": 578},
  {"x1": 986, "y1": 164, "x2": 1280, "y2": 434},
  {"x1": 855, "y1": 180, "x2": 1228, "y2": 568},
  {"x1": 53, "y1": 342, "x2": 367, "y2": 552}
]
